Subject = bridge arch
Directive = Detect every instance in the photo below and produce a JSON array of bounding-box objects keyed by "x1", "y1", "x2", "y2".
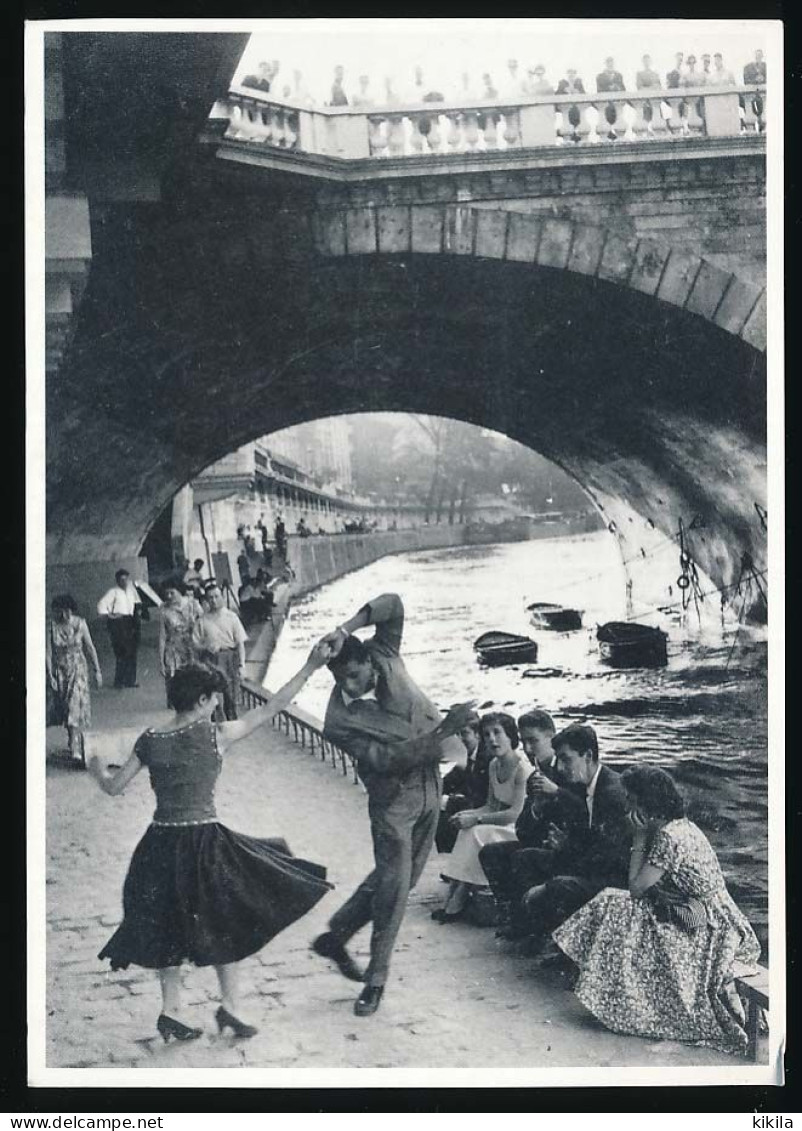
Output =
[
  {"x1": 312, "y1": 204, "x2": 766, "y2": 353},
  {"x1": 45, "y1": 198, "x2": 767, "y2": 617}
]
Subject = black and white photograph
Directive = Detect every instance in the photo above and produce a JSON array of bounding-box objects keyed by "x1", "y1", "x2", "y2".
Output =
[{"x1": 26, "y1": 16, "x2": 783, "y2": 1088}]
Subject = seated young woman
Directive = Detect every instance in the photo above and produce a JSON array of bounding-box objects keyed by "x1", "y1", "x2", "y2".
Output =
[
  {"x1": 432, "y1": 712, "x2": 530, "y2": 923},
  {"x1": 552, "y1": 765, "x2": 762, "y2": 1056}
]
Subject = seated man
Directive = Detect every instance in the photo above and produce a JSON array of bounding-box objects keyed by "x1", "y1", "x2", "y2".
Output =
[
  {"x1": 479, "y1": 710, "x2": 586, "y2": 936},
  {"x1": 435, "y1": 711, "x2": 489, "y2": 854},
  {"x1": 518, "y1": 723, "x2": 630, "y2": 945}
]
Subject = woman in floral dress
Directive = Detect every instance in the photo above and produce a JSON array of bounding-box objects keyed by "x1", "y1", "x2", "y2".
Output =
[
  {"x1": 553, "y1": 765, "x2": 761, "y2": 1055},
  {"x1": 158, "y1": 582, "x2": 202, "y2": 707},
  {"x1": 47, "y1": 594, "x2": 103, "y2": 766}
]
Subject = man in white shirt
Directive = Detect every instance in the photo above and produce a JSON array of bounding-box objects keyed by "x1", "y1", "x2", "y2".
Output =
[
  {"x1": 97, "y1": 569, "x2": 142, "y2": 688},
  {"x1": 192, "y1": 582, "x2": 248, "y2": 720}
]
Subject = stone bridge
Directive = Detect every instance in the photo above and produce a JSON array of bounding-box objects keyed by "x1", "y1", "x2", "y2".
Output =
[{"x1": 44, "y1": 32, "x2": 768, "y2": 616}]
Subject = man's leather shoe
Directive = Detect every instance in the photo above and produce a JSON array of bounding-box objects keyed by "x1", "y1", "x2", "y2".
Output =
[
  {"x1": 311, "y1": 933, "x2": 364, "y2": 983},
  {"x1": 354, "y1": 985, "x2": 384, "y2": 1017}
]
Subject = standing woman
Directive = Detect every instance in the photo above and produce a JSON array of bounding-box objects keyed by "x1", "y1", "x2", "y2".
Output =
[
  {"x1": 433, "y1": 712, "x2": 529, "y2": 922},
  {"x1": 47, "y1": 594, "x2": 102, "y2": 767},
  {"x1": 158, "y1": 581, "x2": 202, "y2": 706},
  {"x1": 89, "y1": 645, "x2": 334, "y2": 1043}
]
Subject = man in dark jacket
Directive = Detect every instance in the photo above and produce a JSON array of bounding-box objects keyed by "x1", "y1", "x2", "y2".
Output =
[
  {"x1": 311, "y1": 593, "x2": 471, "y2": 1017},
  {"x1": 596, "y1": 57, "x2": 626, "y2": 92},
  {"x1": 519, "y1": 723, "x2": 630, "y2": 939},
  {"x1": 435, "y1": 711, "x2": 489, "y2": 854},
  {"x1": 556, "y1": 69, "x2": 586, "y2": 94}
]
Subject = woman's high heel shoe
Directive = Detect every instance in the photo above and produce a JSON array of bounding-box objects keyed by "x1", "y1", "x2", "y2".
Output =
[
  {"x1": 215, "y1": 1005, "x2": 258, "y2": 1039},
  {"x1": 156, "y1": 1013, "x2": 203, "y2": 1043}
]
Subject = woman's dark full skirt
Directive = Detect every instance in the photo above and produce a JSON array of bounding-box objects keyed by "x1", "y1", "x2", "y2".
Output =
[{"x1": 98, "y1": 823, "x2": 332, "y2": 970}]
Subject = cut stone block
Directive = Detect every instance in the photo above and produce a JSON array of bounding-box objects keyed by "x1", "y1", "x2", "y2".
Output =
[
  {"x1": 537, "y1": 219, "x2": 574, "y2": 270},
  {"x1": 411, "y1": 205, "x2": 445, "y2": 254},
  {"x1": 739, "y1": 290, "x2": 767, "y2": 352},
  {"x1": 313, "y1": 212, "x2": 346, "y2": 257},
  {"x1": 475, "y1": 210, "x2": 508, "y2": 259},
  {"x1": 567, "y1": 225, "x2": 606, "y2": 277},
  {"x1": 345, "y1": 208, "x2": 377, "y2": 255},
  {"x1": 657, "y1": 249, "x2": 702, "y2": 308},
  {"x1": 598, "y1": 233, "x2": 638, "y2": 285},
  {"x1": 505, "y1": 212, "x2": 541, "y2": 262},
  {"x1": 377, "y1": 207, "x2": 411, "y2": 254},
  {"x1": 685, "y1": 261, "x2": 733, "y2": 320},
  {"x1": 444, "y1": 205, "x2": 477, "y2": 255},
  {"x1": 629, "y1": 239, "x2": 671, "y2": 296}
]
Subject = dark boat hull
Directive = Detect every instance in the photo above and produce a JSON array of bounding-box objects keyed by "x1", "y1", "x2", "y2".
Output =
[
  {"x1": 597, "y1": 622, "x2": 668, "y2": 668},
  {"x1": 474, "y1": 631, "x2": 539, "y2": 667},
  {"x1": 527, "y1": 604, "x2": 583, "y2": 632}
]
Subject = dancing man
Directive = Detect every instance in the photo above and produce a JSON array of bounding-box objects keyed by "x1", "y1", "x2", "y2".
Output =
[{"x1": 311, "y1": 592, "x2": 471, "y2": 1016}]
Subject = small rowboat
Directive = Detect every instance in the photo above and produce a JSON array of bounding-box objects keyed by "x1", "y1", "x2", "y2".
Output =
[
  {"x1": 474, "y1": 630, "x2": 538, "y2": 667},
  {"x1": 596, "y1": 621, "x2": 668, "y2": 668},
  {"x1": 526, "y1": 602, "x2": 583, "y2": 632}
]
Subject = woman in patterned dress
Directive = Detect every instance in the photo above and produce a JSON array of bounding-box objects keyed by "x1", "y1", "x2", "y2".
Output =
[
  {"x1": 553, "y1": 765, "x2": 761, "y2": 1055},
  {"x1": 90, "y1": 646, "x2": 335, "y2": 1044},
  {"x1": 158, "y1": 581, "x2": 202, "y2": 706},
  {"x1": 432, "y1": 713, "x2": 530, "y2": 922},
  {"x1": 47, "y1": 594, "x2": 102, "y2": 766}
]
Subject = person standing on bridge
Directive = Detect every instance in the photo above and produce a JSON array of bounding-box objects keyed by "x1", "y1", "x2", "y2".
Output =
[
  {"x1": 97, "y1": 569, "x2": 142, "y2": 689},
  {"x1": 311, "y1": 592, "x2": 473, "y2": 1017},
  {"x1": 90, "y1": 649, "x2": 334, "y2": 1043}
]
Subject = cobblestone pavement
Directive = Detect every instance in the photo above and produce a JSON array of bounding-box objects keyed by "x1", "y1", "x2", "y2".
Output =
[{"x1": 43, "y1": 629, "x2": 744, "y2": 1073}]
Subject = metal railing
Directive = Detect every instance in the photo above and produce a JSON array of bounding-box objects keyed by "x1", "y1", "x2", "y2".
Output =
[{"x1": 239, "y1": 677, "x2": 359, "y2": 784}]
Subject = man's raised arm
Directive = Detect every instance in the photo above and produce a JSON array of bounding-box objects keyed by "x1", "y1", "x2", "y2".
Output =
[{"x1": 322, "y1": 593, "x2": 404, "y2": 659}]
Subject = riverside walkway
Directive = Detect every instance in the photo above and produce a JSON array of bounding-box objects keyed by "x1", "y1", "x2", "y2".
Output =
[{"x1": 43, "y1": 626, "x2": 750, "y2": 1074}]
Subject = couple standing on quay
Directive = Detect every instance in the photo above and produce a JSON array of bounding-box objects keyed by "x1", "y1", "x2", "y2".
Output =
[{"x1": 90, "y1": 590, "x2": 759, "y2": 1055}]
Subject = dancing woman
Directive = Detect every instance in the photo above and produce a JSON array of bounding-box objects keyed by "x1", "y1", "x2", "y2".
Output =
[{"x1": 89, "y1": 644, "x2": 334, "y2": 1043}]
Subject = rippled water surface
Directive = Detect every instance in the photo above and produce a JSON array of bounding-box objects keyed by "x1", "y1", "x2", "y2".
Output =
[{"x1": 267, "y1": 533, "x2": 769, "y2": 954}]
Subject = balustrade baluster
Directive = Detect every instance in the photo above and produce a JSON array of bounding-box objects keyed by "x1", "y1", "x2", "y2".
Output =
[
  {"x1": 410, "y1": 115, "x2": 426, "y2": 154},
  {"x1": 584, "y1": 103, "x2": 602, "y2": 144},
  {"x1": 387, "y1": 115, "x2": 406, "y2": 157},
  {"x1": 502, "y1": 110, "x2": 521, "y2": 149},
  {"x1": 447, "y1": 111, "x2": 463, "y2": 152},
  {"x1": 284, "y1": 110, "x2": 299, "y2": 150},
  {"x1": 427, "y1": 113, "x2": 444, "y2": 153},
  {"x1": 462, "y1": 111, "x2": 480, "y2": 150},
  {"x1": 604, "y1": 101, "x2": 619, "y2": 141},
  {"x1": 368, "y1": 116, "x2": 388, "y2": 157},
  {"x1": 687, "y1": 95, "x2": 705, "y2": 136},
  {"x1": 638, "y1": 98, "x2": 658, "y2": 139},
  {"x1": 621, "y1": 100, "x2": 638, "y2": 141},
  {"x1": 481, "y1": 110, "x2": 499, "y2": 149}
]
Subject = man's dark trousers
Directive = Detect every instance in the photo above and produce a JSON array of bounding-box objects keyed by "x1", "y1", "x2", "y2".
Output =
[
  {"x1": 327, "y1": 764, "x2": 440, "y2": 987},
  {"x1": 107, "y1": 616, "x2": 139, "y2": 688}
]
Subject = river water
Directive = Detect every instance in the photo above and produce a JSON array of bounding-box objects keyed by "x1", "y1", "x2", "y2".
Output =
[{"x1": 266, "y1": 532, "x2": 769, "y2": 955}]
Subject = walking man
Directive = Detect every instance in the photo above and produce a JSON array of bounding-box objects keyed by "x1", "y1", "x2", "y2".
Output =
[
  {"x1": 192, "y1": 581, "x2": 248, "y2": 720},
  {"x1": 97, "y1": 569, "x2": 142, "y2": 689},
  {"x1": 311, "y1": 592, "x2": 471, "y2": 1016}
]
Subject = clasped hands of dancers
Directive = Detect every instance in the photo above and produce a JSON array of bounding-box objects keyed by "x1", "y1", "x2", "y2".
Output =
[{"x1": 89, "y1": 592, "x2": 474, "y2": 1041}]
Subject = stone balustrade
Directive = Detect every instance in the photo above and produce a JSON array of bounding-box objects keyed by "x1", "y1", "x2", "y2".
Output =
[{"x1": 210, "y1": 85, "x2": 766, "y2": 161}]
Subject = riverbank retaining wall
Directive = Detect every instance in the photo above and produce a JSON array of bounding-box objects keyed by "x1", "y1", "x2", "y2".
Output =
[{"x1": 285, "y1": 526, "x2": 468, "y2": 597}]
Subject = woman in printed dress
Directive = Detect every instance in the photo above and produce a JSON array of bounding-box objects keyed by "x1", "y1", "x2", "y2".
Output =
[
  {"x1": 90, "y1": 646, "x2": 334, "y2": 1043},
  {"x1": 158, "y1": 581, "x2": 202, "y2": 706},
  {"x1": 553, "y1": 765, "x2": 761, "y2": 1055},
  {"x1": 47, "y1": 594, "x2": 103, "y2": 766},
  {"x1": 432, "y1": 712, "x2": 530, "y2": 922}
]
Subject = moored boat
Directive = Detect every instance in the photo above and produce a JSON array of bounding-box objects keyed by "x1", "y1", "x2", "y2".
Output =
[
  {"x1": 526, "y1": 602, "x2": 583, "y2": 631},
  {"x1": 474, "y1": 630, "x2": 539, "y2": 667},
  {"x1": 596, "y1": 621, "x2": 668, "y2": 668}
]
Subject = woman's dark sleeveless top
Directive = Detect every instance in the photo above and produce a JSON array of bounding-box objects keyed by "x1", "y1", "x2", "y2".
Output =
[{"x1": 134, "y1": 718, "x2": 222, "y2": 825}]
